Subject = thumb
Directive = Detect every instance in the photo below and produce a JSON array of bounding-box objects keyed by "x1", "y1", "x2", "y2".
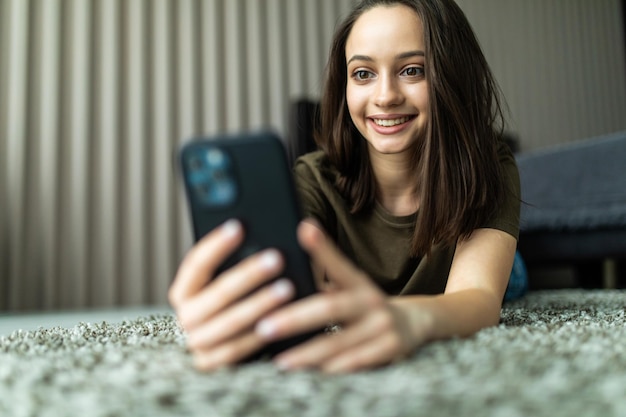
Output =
[{"x1": 297, "y1": 220, "x2": 372, "y2": 290}]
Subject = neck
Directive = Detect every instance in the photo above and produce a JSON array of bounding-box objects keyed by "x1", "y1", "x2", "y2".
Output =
[{"x1": 369, "y1": 151, "x2": 419, "y2": 216}]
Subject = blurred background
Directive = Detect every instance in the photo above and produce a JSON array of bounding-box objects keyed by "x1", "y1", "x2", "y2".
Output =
[{"x1": 1, "y1": 0, "x2": 625, "y2": 311}]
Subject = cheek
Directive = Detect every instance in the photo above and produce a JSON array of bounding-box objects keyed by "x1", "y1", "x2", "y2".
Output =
[
  {"x1": 345, "y1": 85, "x2": 370, "y2": 136},
  {"x1": 416, "y1": 84, "x2": 430, "y2": 111},
  {"x1": 346, "y1": 84, "x2": 368, "y2": 121}
]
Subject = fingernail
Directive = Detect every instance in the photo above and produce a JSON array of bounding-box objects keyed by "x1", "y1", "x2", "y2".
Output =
[
  {"x1": 255, "y1": 319, "x2": 276, "y2": 338},
  {"x1": 222, "y1": 219, "x2": 241, "y2": 238},
  {"x1": 271, "y1": 279, "x2": 293, "y2": 299},
  {"x1": 260, "y1": 250, "x2": 281, "y2": 270}
]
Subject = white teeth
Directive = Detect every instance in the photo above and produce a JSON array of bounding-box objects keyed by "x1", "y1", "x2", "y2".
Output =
[{"x1": 373, "y1": 116, "x2": 411, "y2": 127}]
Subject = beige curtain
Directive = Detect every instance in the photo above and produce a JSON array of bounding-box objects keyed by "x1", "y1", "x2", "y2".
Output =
[{"x1": 0, "y1": 0, "x2": 357, "y2": 311}]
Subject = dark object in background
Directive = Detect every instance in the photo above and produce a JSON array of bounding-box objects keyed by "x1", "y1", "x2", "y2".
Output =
[
  {"x1": 287, "y1": 99, "x2": 320, "y2": 167},
  {"x1": 502, "y1": 132, "x2": 520, "y2": 154},
  {"x1": 516, "y1": 130, "x2": 626, "y2": 289}
]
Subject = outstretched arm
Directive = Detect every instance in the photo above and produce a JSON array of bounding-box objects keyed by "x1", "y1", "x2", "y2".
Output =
[
  {"x1": 258, "y1": 222, "x2": 516, "y2": 373},
  {"x1": 393, "y1": 228, "x2": 516, "y2": 342}
]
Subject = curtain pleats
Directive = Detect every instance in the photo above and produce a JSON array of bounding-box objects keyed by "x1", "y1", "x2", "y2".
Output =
[{"x1": 0, "y1": 0, "x2": 356, "y2": 310}]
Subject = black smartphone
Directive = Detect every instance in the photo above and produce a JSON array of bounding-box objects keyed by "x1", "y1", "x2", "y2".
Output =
[{"x1": 178, "y1": 130, "x2": 318, "y2": 359}]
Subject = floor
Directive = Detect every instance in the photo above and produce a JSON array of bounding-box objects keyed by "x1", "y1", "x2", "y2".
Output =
[{"x1": 0, "y1": 305, "x2": 173, "y2": 336}]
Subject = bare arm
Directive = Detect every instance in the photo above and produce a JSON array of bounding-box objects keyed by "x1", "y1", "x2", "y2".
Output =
[{"x1": 393, "y1": 228, "x2": 516, "y2": 342}]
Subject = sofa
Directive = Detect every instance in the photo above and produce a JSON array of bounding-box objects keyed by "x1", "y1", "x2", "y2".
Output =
[{"x1": 516, "y1": 130, "x2": 626, "y2": 288}]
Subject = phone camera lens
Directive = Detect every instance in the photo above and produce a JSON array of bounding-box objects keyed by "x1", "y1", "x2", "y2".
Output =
[{"x1": 206, "y1": 148, "x2": 226, "y2": 167}]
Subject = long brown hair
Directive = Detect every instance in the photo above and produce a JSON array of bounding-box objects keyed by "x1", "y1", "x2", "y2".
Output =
[{"x1": 315, "y1": 0, "x2": 507, "y2": 257}]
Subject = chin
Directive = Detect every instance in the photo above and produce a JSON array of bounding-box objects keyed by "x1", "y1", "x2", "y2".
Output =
[
  {"x1": 369, "y1": 136, "x2": 415, "y2": 153},
  {"x1": 368, "y1": 143, "x2": 412, "y2": 156}
]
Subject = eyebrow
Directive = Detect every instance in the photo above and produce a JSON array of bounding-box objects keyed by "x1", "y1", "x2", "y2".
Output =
[{"x1": 347, "y1": 50, "x2": 425, "y2": 65}]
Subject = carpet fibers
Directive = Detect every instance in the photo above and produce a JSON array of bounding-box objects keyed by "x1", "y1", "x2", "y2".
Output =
[{"x1": 1, "y1": 289, "x2": 625, "y2": 417}]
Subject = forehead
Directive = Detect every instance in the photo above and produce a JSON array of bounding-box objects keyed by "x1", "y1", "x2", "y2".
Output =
[{"x1": 346, "y1": 4, "x2": 424, "y2": 56}]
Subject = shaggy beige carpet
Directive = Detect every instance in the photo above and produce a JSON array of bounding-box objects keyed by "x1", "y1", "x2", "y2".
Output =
[{"x1": 0, "y1": 289, "x2": 625, "y2": 417}]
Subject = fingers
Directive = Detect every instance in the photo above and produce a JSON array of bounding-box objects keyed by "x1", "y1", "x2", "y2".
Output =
[
  {"x1": 255, "y1": 287, "x2": 384, "y2": 340},
  {"x1": 320, "y1": 306, "x2": 411, "y2": 373},
  {"x1": 176, "y1": 249, "x2": 284, "y2": 331},
  {"x1": 272, "y1": 313, "x2": 381, "y2": 370},
  {"x1": 169, "y1": 220, "x2": 244, "y2": 307},
  {"x1": 171, "y1": 218, "x2": 417, "y2": 373},
  {"x1": 321, "y1": 333, "x2": 406, "y2": 373},
  {"x1": 273, "y1": 307, "x2": 409, "y2": 373},
  {"x1": 187, "y1": 277, "x2": 298, "y2": 370},
  {"x1": 187, "y1": 279, "x2": 295, "y2": 350},
  {"x1": 193, "y1": 331, "x2": 261, "y2": 370}
]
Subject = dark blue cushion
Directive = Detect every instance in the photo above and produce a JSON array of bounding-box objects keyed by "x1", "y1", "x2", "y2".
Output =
[{"x1": 516, "y1": 130, "x2": 626, "y2": 233}]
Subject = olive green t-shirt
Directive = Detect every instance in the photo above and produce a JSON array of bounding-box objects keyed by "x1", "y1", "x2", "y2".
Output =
[{"x1": 293, "y1": 142, "x2": 520, "y2": 295}]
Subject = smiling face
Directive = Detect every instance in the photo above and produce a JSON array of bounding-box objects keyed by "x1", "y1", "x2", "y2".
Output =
[{"x1": 345, "y1": 4, "x2": 428, "y2": 159}]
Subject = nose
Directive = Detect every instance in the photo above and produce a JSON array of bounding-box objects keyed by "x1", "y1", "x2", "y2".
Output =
[{"x1": 374, "y1": 75, "x2": 403, "y2": 107}]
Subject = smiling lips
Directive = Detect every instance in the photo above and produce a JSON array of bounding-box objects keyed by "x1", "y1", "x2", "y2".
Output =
[{"x1": 372, "y1": 115, "x2": 413, "y2": 127}]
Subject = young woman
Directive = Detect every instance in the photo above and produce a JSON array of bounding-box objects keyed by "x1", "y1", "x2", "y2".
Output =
[{"x1": 169, "y1": 0, "x2": 521, "y2": 373}]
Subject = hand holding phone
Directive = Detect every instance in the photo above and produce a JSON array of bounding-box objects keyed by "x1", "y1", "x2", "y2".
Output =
[{"x1": 177, "y1": 131, "x2": 319, "y2": 360}]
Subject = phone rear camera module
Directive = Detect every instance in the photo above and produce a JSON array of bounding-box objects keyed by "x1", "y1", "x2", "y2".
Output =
[{"x1": 186, "y1": 146, "x2": 238, "y2": 208}]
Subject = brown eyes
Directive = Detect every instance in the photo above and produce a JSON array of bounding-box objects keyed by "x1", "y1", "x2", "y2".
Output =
[
  {"x1": 353, "y1": 70, "x2": 374, "y2": 81},
  {"x1": 351, "y1": 66, "x2": 423, "y2": 81},
  {"x1": 402, "y1": 67, "x2": 424, "y2": 77}
]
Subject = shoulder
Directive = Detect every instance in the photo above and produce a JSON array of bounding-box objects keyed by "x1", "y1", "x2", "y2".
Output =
[
  {"x1": 293, "y1": 151, "x2": 348, "y2": 236},
  {"x1": 496, "y1": 139, "x2": 521, "y2": 196},
  {"x1": 483, "y1": 139, "x2": 521, "y2": 239},
  {"x1": 293, "y1": 150, "x2": 338, "y2": 187}
]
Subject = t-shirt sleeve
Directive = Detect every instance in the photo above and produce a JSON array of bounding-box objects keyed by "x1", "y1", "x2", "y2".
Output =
[{"x1": 482, "y1": 141, "x2": 521, "y2": 240}]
